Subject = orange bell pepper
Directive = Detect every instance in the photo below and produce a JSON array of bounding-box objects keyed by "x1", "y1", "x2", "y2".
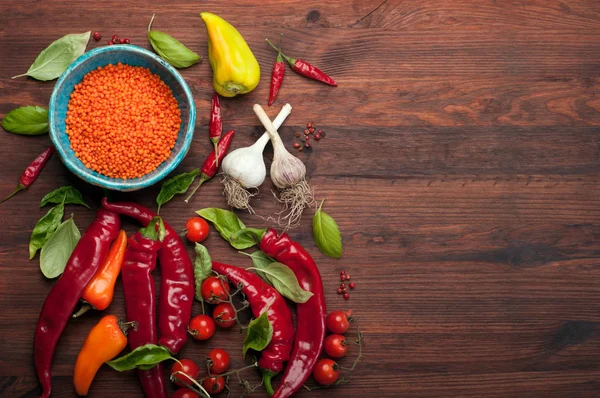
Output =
[
  {"x1": 73, "y1": 230, "x2": 127, "y2": 317},
  {"x1": 73, "y1": 315, "x2": 136, "y2": 396}
]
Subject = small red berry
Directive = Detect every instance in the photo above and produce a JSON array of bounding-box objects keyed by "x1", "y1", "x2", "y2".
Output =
[
  {"x1": 309, "y1": 127, "x2": 314, "y2": 133},
  {"x1": 112, "y1": 34, "x2": 119, "y2": 41},
  {"x1": 337, "y1": 288, "x2": 343, "y2": 294},
  {"x1": 307, "y1": 122, "x2": 313, "y2": 129},
  {"x1": 305, "y1": 142, "x2": 311, "y2": 148},
  {"x1": 340, "y1": 270, "x2": 345, "y2": 275},
  {"x1": 314, "y1": 134, "x2": 321, "y2": 140},
  {"x1": 108, "y1": 40, "x2": 114, "y2": 45},
  {"x1": 119, "y1": 38, "x2": 126, "y2": 44},
  {"x1": 304, "y1": 129, "x2": 310, "y2": 135},
  {"x1": 349, "y1": 282, "x2": 356, "y2": 289},
  {"x1": 342, "y1": 288, "x2": 348, "y2": 294},
  {"x1": 343, "y1": 293, "x2": 350, "y2": 300},
  {"x1": 345, "y1": 274, "x2": 351, "y2": 280},
  {"x1": 340, "y1": 275, "x2": 345, "y2": 281},
  {"x1": 293, "y1": 143, "x2": 300, "y2": 149},
  {"x1": 93, "y1": 32, "x2": 101, "y2": 41},
  {"x1": 317, "y1": 129, "x2": 323, "y2": 134},
  {"x1": 340, "y1": 283, "x2": 346, "y2": 289},
  {"x1": 124, "y1": 38, "x2": 131, "y2": 44},
  {"x1": 295, "y1": 132, "x2": 301, "y2": 137}
]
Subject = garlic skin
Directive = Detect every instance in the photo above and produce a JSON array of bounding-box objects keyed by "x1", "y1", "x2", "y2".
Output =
[
  {"x1": 222, "y1": 138, "x2": 267, "y2": 188},
  {"x1": 271, "y1": 141, "x2": 306, "y2": 189}
]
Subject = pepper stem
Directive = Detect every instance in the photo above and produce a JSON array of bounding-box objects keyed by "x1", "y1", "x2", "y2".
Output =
[
  {"x1": 211, "y1": 139, "x2": 220, "y2": 167},
  {"x1": 262, "y1": 371, "x2": 277, "y2": 396},
  {"x1": 148, "y1": 13, "x2": 156, "y2": 32},
  {"x1": 184, "y1": 175, "x2": 209, "y2": 203},
  {"x1": 0, "y1": 184, "x2": 25, "y2": 204},
  {"x1": 72, "y1": 303, "x2": 93, "y2": 318},
  {"x1": 118, "y1": 320, "x2": 138, "y2": 336},
  {"x1": 265, "y1": 39, "x2": 295, "y2": 66}
]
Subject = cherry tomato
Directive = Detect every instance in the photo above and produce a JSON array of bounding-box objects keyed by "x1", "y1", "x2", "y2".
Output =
[
  {"x1": 170, "y1": 359, "x2": 201, "y2": 387},
  {"x1": 323, "y1": 334, "x2": 349, "y2": 358},
  {"x1": 172, "y1": 388, "x2": 200, "y2": 398},
  {"x1": 207, "y1": 348, "x2": 231, "y2": 374},
  {"x1": 202, "y1": 376, "x2": 225, "y2": 394},
  {"x1": 326, "y1": 310, "x2": 352, "y2": 334},
  {"x1": 185, "y1": 217, "x2": 209, "y2": 243},
  {"x1": 188, "y1": 314, "x2": 216, "y2": 340},
  {"x1": 212, "y1": 303, "x2": 236, "y2": 328},
  {"x1": 201, "y1": 276, "x2": 231, "y2": 304},
  {"x1": 312, "y1": 358, "x2": 340, "y2": 386}
]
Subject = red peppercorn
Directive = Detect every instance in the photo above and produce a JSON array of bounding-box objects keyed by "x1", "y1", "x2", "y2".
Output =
[
  {"x1": 349, "y1": 282, "x2": 355, "y2": 289},
  {"x1": 343, "y1": 293, "x2": 350, "y2": 300},
  {"x1": 293, "y1": 143, "x2": 300, "y2": 149},
  {"x1": 345, "y1": 274, "x2": 351, "y2": 280},
  {"x1": 93, "y1": 32, "x2": 102, "y2": 41},
  {"x1": 112, "y1": 34, "x2": 119, "y2": 42},
  {"x1": 340, "y1": 283, "x2": 346, "y2": 289},
  {"x1": 305, "y1": 142, "x2": 311, "y2": 148},
  {"x1": 304, "y1": 130, "x2": 310, "y2": 135},
  {"x1": 317, "y1": 130, "x2": 323, "y2": 134},
  {"x1": 124, "y1": 38, "x2": 131, "y2": 44},
  {"x1": 340, "y1": 270, "x2": 345, "y2": 275},
  {"x1": 337, "y1": 288, "x2": 343, "y2": 294},
  {"x1": 295, "y1": 132, "x2": 301, "y2": 137},
  {"x1": 309, "y1": 128, "x2": 314, "y2": 133},
  {"x1": 314, "y1": 134, "x2": 321, "y2": 140},
  {"x1": 307, "y1": 122, "x2": 313, "y2": 129},
  {"x1": 340, "y1": 275, "x2": 345, "y2": 281},
  {"x1": 108, "y1": 41, "x2": 114, "y2": 45},
  {"x1": 342, "y1": 288, "x2": 348, "y2": 293},
  {"x1": 298, "y1": 146, "x2": 303, "y2": 152},
  {"x1": 119, "y1": 38, "x2": 126, "y2": 44}
]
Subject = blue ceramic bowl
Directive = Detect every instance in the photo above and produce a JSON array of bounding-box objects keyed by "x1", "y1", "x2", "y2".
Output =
[{"x1": 49, "y1": 45, "x2": 196, "y2": 191}]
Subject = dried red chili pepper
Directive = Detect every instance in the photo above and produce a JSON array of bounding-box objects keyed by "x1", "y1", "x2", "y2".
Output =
[
  {"x1": 34, "y1": 208, "x2": 121, "y2": 398},
  {"x1": 209, "y1": 92, "x2": 222, "y2": 162},
  {"x1": 211, "y1": 262, "x2": 294, "y2": 395},
  {"x1": 259, "y1": 228, "x2": 327, "y2": 398},
  {"x1": 184, "y1": 129, "x2": 235, "y2": 202},
  {"x1": 1, "y1": 146, "x2": 54, "y2": 204},
  {"x1": 268, "y1": 44, "x2": 285, "y2": 106},
  {"x1": 266, "y1": 39, "x2": 337, "y2": 86},
  {"x1": 122, "y1": 217, "x2": 168, "y2": 398},
  {"x1": 101, "y1": 198, "x2": 194, "y2": 354}
]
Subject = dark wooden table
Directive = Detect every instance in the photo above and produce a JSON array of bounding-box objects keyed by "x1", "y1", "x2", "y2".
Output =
[{"x1": 1, "y1": 1, "x2": 600, "y2": 397}]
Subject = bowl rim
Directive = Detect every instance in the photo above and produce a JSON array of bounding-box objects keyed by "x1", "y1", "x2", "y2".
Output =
[{"x1": 48, "y1": 44, "x2": 196, "y2": 191}]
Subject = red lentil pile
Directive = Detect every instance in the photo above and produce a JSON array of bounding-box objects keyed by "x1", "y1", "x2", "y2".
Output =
[{"x1": 66, "y1": 63, "x2": 181, "y2": 179}]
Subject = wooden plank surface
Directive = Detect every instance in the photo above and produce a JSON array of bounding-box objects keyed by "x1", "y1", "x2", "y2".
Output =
[{"x1": 1, "y1": 0, "x2": 599, "y2": 397}]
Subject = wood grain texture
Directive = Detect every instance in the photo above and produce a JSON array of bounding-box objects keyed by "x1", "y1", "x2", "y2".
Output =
[{"x1": 1, "y1": 0, "x2": 599, "y2": 397}]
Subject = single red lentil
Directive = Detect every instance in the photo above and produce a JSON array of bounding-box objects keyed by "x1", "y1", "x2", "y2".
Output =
[{"x1": 66, "y1": 63, "x2": 181, "y2": 179}]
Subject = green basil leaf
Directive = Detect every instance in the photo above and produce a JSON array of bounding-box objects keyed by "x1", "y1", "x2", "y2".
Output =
[
  {"x1": 194, "y1": 243, "x2": 212, "y2": 301},
  {"x1": 105, "y1": 344, "x2": 175, "y2": 372},
  {"x1": 312, "y1": 200, "x2": 342, "y2": 258},
  {"x1": 148, "y1": 15, "x2": 201, "y2": 69},
  {"x1": 246, "y1": 250, "x2": 273, "y2": 282},
  {"x1": 156, "y1": 169, "x2": 199, "y2": 213},
  {"x1": 29, "y1": 204, "x2": 65, "y2": 259},
  {"x1": 197, "y1": 208, "x2": 266, "y2": 250},
  {"x1": 242, "y1": 310, "x2": 273, "y2": 358},
  {"x1": 251, "y1": 262, "x2": 313, "y2": 304},
  {"x1": 12, "y1": 32, "x2": 91, "y2": 81},
  {"x1": 2, "y1": 106, "x2": 49, "y2": 136},
  {"x1": 39, "y1": 217, "x2": 81, "y2": 278},
  {"x1": 40, "y1": 186, "x2": 89, "y2": 208}
]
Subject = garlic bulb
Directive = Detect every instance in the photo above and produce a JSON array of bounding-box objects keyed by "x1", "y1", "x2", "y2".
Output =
[
  {"x1": 222, "y1": 103, "x2": 292, "y2": 188},
  {"x1": 270, "y1": 135, "x2": 306, "y2": 189}
]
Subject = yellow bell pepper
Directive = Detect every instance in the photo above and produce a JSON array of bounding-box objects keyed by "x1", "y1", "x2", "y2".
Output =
[{"x1": 200, "y1": 12, "x2": 261, "y2": 97}]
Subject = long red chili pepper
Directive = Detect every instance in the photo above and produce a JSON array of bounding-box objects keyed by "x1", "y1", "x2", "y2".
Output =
[
  {"x1": 34, "y1": 208, "x2": 120, "y2": 398},
  {"x1": 209, "y1": 91, "x2": 222, "y2": 163},
  {"x1": 259, "y1": 228, "x2": 327, "y2": 398},
  {"x1": 266, "y1": 39, "x2": 337, "y2": 86},
  {"x1": 1, "y1": 146, "x2": 54, "y2": 204},
  {"x1": 211, "y1": 262, "x2": 294, "y2": 395},
  {"x1": 122, "y1": 217, "x2": 168, "y2": 398},
  {"x1": 184, "y1": 129, "x2": 235, "y2": 203},
  {"x1": 100, "y1": 198, "x2": 194, "y2": 354},
  {"x1": 268, "y1": 47, "x2": 285, "y2": 106}
]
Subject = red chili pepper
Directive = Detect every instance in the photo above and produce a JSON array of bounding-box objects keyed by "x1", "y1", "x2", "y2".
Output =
[
  {"x1": 266, "y1": 39, "x2": 337, "y2": 86},
  {"x1": 209, "y1": 92, "x2": 222, "y2": 163},
  {"x1": 259, "y1": 228, "x2": 327, "y2": 398},
  {"x1": 100, "y1": 198, "x2": 194, "y2": 354},
  {"x1": 1, "y1": 146, "x2": 54, "y2": 204},
  {"x1": 211, "y1": 262, "x2": 294, "y2": 395},
  {"x1": 34, "y1": 208, "x2": 121, "y2": 398},
  {"x1": 268, "y1": 45, "x2": 285, "y2": 106},
  {"x1": 184, "y1": 129, "x2": 235, "y2": 203},
  {"x1": 122, "y1": 217, "x2": 168, "y2": 398}
]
